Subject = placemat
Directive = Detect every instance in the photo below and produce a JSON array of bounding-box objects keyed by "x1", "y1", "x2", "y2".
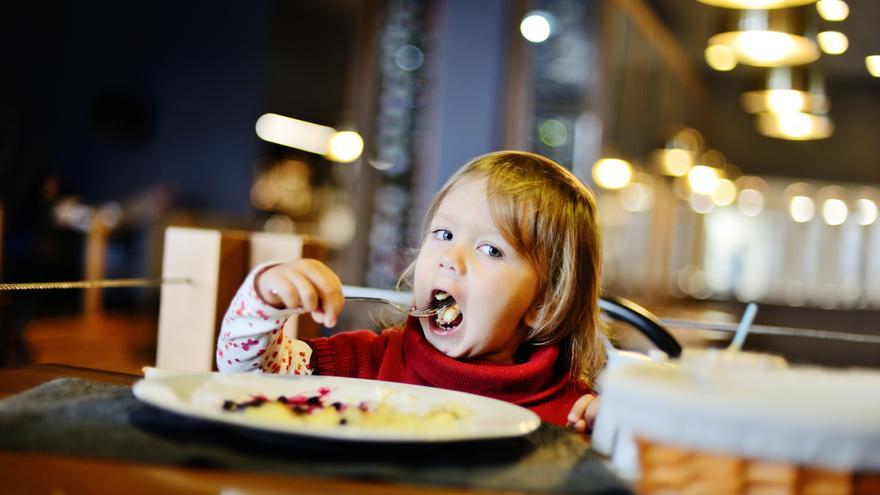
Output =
[{"x1": 0, "y1": 378, "x2": 631, "y2": 494}]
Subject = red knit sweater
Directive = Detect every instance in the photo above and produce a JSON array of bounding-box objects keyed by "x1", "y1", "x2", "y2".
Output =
[{"x1": 304, "y1": 318, "x2": 590, "y2": 426}]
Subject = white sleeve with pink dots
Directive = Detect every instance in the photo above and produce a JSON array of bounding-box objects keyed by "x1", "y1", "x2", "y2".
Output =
[{"x1": 216, "y1": 263, "x2": 314, "y2": 375}]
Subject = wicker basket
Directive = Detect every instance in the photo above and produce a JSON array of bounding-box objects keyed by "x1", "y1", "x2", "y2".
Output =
[{"x1": 636, "y1": 437, "x2": 880, "y2": 495}]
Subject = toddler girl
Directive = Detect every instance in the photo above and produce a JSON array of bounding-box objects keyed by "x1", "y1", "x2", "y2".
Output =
[{"x1": 218, "y1": 151, "x2": 604, "y2": 430}]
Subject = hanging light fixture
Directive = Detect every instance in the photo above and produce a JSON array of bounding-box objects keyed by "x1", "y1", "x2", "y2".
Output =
[
  {"x1": 741, "y1": 66, "x2": 829, "y2": 114},
  {"x1": 708, "y1": 8, "x2": 819, "y2": 67},
  {"x1": 755, "y1": 111, "x2": 833, "y2": 140},
  {"x1": 698, "y1": 0, "x2": 814, "y2": 8}
]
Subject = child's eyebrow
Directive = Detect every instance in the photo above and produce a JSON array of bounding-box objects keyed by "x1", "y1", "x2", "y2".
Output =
[{"x1": 430, "y1": 212, "x2": 454, "y2": 224}]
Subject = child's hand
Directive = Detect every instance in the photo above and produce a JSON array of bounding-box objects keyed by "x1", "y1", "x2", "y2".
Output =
[
  {"x1": 256, "y1": 260, "x2": 344, "y2": 327},
  {"x1": 566, "y1": 394, "x2": 600, "y2": 433}
]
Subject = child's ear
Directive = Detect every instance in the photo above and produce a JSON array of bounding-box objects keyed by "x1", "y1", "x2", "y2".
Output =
[{"x1": 523, "y1": 305, "x2": 540, "y2": 328}]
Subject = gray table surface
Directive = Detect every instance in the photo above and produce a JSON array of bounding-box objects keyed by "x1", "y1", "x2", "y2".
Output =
[{"x1": 0, "y1": 377, "x2": 632, "y2": 494}]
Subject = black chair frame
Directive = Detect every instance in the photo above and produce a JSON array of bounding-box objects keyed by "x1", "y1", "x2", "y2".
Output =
[{"x1": 599, "y1": 295, "x2": 682, "y2": 358}]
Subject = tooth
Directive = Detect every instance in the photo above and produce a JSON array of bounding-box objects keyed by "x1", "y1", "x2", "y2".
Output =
[{"x1": 434, "y1": 291, "x2": 449, "y2": 301}]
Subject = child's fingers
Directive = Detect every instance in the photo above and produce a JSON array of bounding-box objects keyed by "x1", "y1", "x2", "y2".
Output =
[
  {"x1": 584, "y1": 395, "x2": 601, "y2": 427},
  {"x1": 256, "y1": 269, "x2": 295, "y2": 308},
  {"x1": 256, "y1": 260, "x2": 343, "y2": 325},
  {"x1": 272, "y1": 277, "x2": 301, "y2": 310},
  {"x1": 287, "y1": 271, "x2": 320, "y2": 313},
  {"x1": 294, "y1": 261, "x2": 344, "y2": 327},
  {"x1": 258, "y1": 270, "x2": 299, "y2": 308},
  {"x1": 568, "y1": 394, "x2": 592, "y2": 419},
  {"x1": 566, "y1": 394, "x2": 597, "y2": 433}
]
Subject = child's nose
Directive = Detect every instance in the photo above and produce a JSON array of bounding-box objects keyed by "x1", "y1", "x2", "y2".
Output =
[{"x1": 438, "y1": 246, "x2": 466, "y2": 274}]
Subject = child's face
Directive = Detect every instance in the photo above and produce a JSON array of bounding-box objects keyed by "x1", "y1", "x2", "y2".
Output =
[{"x1": 413, "y1": 176, "x2": 539, "y2": 363}]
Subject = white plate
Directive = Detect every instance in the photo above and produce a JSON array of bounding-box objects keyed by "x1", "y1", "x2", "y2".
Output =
[{"x1": 132, "y1": 372, "x2": 541, "y2": 443}]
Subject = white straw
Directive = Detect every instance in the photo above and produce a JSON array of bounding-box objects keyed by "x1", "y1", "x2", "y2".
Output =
[{"x1": 728, "y1": 302, "x2": 758, "y2": 352}]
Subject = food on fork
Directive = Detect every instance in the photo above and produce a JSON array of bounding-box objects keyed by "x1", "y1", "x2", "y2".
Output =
[{"x1": 432, "y1": 290, "x2": 462, "y2": 328}]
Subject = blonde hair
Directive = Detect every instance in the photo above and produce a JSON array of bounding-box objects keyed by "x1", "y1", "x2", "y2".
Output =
[{"x1": 401, "y1": 151, "x2": 606, "y2": 386}]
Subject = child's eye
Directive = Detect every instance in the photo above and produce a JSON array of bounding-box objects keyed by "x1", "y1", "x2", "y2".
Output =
[
  {"x1": 478, "y1": 244, "x2": 503, "y2": 258},
  {"x1": 432, "y1": 229, "x2": 453, "y2": 241}
]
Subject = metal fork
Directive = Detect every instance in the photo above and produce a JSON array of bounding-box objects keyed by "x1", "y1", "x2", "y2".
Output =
[{"x1": 341, "y1": 285, "x2": 454, "y2": 318}]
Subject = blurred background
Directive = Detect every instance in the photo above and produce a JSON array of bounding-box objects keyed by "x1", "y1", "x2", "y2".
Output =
[{"x1": 0, "y1": 0, "x2": 878, "y2": 373}]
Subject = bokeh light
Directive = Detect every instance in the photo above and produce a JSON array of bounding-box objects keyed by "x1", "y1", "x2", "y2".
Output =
[
  {"x1": 705, "y1": 44, "x2": 737, "y2": 71},
  {"x1": 816, "y1": 0, "x2": 849, "y2": 21},
  {"x1": 789, "y1": 195, "x2": 815, "y2": 222},
  {"x1": 711, "y1": 178, "x2": 737, "y2": 206},
  {"x1": 856, "y1": 198, "x2": 878, "y2": 226},
  {"x1": 520, "y1": 11, "x2": 552, "y2": 43},
  {"x1": 327, "y1": 131, "x2": 364, "y2": 163},
  {"x1": 538, "y1": 119, "x2": 567, "y2": 147},
  {"x1": 592, "y1": 158, "x2": 632, "y2": 190},
  {"x1": 687, "y1": 165, "x2": 720, "y2": 195},
  {"x1": 817, "y1": 31, "x2": 848, "y2": 55},
  {"x1": 822, "y1": 198, "x2": 848, "y2": 225},
  {"x1": 738, "y1": 188, "x2": 765, "y2": 216}
]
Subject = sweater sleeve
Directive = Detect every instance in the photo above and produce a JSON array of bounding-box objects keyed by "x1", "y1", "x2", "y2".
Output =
[
  {"x1": 304, "y1": 329, "x2": 396, "y2": 379},
  {"x1": 216, "y1": 263, "x2": 314, "y2": 375}
]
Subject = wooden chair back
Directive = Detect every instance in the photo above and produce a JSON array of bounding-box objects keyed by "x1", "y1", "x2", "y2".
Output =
[{"x1": 155, "y1": 227, "x2": 324, "y2": 371}]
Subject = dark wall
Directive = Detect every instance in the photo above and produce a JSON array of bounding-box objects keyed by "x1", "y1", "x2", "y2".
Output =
[
  {"x1": 0, "y1": 0, "x2": 359, "y2": 292},
  {"x1": 1, "y1": 1, "x2": 270, "y2": 214}
]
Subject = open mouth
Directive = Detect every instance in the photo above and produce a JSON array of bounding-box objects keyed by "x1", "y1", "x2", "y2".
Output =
[{"x1": 431, "y1": 290, "x2": 463, "y2": 331}]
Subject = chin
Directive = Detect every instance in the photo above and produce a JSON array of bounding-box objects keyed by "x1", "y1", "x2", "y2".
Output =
[{"x1": 419, "y1": 322, "x2": 463, "y2": 356}]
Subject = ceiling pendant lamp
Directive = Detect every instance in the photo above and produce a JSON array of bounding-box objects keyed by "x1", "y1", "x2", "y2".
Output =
[
  {"x1": 741, "y1": 66, "x2": 829, "y2": 114},
  {"x1": 755, "y1": 111, "x2": 833, "y2": 140},
  {"x1": 698, "y1": 0, "x2": 815, "y2": 8},
  {"x1": 708, "y1": 8, "x2": 819, "y2": 67}
]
